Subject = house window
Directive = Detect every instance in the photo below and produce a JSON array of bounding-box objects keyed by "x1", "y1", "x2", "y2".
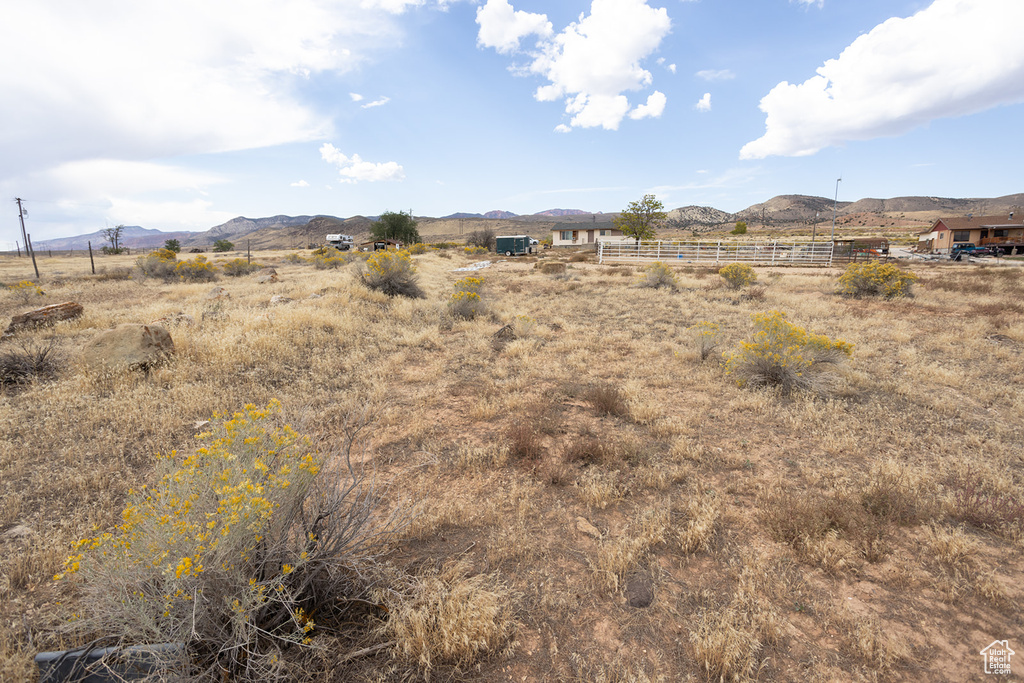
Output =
[
  {"x1": 994, "y1": 229, "x2": 1008, "y2": 237},
  {"x1": 953, "y1": 230, "x2": 971, "y2": 242},
  {"x1": 560, "y1": 230, "x2": 573, "y2": 241},
  {"x1": 599, "y1": 229, "x2": 608, "y2": 236}
]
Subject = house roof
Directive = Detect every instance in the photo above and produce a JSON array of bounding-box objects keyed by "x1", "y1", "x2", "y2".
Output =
[{"x1": 922, "y1": 214, "x2": 1024, "y2": 234}]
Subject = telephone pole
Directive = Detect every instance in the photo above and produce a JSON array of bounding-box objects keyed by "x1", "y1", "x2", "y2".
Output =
[{"x1": 15, "y1": 198, "x2": 28, "y2": 258}]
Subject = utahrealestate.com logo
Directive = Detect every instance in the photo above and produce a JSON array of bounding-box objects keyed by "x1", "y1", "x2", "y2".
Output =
[{"x1": 980, "y1": 640, "x2": 1014, "y2": 675}]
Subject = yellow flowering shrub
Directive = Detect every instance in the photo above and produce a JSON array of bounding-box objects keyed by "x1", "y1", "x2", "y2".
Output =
[
  {"x1": 407, "y1": 242, "x2": 430, "y2": 255},
  {"x1": 725, "y1": 310, "x2": 853, "y2": 395},
  {"x1": 837, "y1": 262, "x2": 918, "y2": 298},
  {"x1": 221, "y1": 258, "x2": 263, "y2": 276},
  {"x1": 454, "y1": 275, "x2": 484, "y2": 294},
  {"x1": 360, "y1": 249, "x2": 425, "y2": 298},
  {"x1": 463, "y1": 245, "x2": 489, "y2": 255},
  {"x1": 175, "y1": 255, "x2": 218, "y2": 282},
  {"x1": 136, "y1": 248, "x2": 178, "y2": 280},
  {"x1": 449, "y1": 291, "x2": 485, "y2": 320},
  {"x1": 56, "y1": 400, "x2": 399, "y2": 680},
  {"x1": 7, "y1": 280, "x2": 45, "y2": 303},
  {"x1": 719, "y1": 262, "x2": 757, "y2": 289}
]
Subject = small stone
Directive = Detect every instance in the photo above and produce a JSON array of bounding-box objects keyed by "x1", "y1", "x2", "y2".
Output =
[
  {"x1": 270, "y1": 295, "x2": 293, "y2": 305},
  {"x1": 626, "y1": 572, "x2": 654, "y2": 608},
  {"x1": 152, "y1": 312, "x2": 195, "y2": 327},
  {"x1": 193, "y1": 420, "x2": 210, "y2": 431},
  {"x1": 2, "y1": 524, "x2": 34, "y2": 540},
  {"x1": 575, "y1": 516, "x2": 602, "y2": 539},
  {"x1": 255, "y1": 267, "x2": 279, "y2": 284},
  {"x1": 205, "y1": 287, "x2": 230, "y2": 301}
]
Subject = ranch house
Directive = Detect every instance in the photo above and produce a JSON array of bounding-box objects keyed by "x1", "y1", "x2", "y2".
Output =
[
  {"x1": 918, "y1": 213, "x2": 1024, "y2": 254},
  {"x1": 552, "y1": 226, "x2": 624, "y2": 248}
]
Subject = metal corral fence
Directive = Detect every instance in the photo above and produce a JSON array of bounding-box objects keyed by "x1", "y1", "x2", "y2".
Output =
[{"x1": 597, "y1": 239, "x2": 838, "y2": 266}]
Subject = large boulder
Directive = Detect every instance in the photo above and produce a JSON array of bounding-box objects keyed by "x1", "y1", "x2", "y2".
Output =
[
  {"x1": 5, "y1": 301, "x2": 83, "y2": 335},
  {"x1": 81, "y1": 323, "x2": 174, "y2": 372}
]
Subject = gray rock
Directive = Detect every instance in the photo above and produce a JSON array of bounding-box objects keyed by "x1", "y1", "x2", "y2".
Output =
[
  {"x1": 205, "y1": 287, "x2": 230, "y2": 301},
  {"x1": 81, "y1": 323, "x2": 174, "y2": 372}
]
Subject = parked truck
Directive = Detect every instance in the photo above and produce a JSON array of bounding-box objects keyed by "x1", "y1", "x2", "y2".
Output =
[
  {"x1": 495, "y1": 235, "x2": 535, "y2": 256},
  {"x1": 325, "y1": 234, "x2": 354, "y2": 251}
]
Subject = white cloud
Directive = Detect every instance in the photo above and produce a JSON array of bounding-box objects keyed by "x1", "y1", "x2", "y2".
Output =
[
  {"x1": 695, "y1": 93, "x2": 711, "y2": 112},
  {"x1": 320, "y1": 143, "x2": 405, "y2": 183},
  {"x1": 350, "y1": 93, "x2": 366, "y2": 102},
  {"x1": 45, "y1": 159, "x2": 226, "y2": 197},
  {"x1": 792, "y1": 0, "x2": 825, "y2": 7},
  {"x1": 741, "y1": 0, "x2": 1024, "y2": 159},
  {"x1": 291, "y1": 180, "x2": 310, "y2": 187},
  {"x1": 696, "y1": 68, "x2": 734, "y2": 81},
  {"x1": 477, "y1": 0, "x2": 671, "y2": 130},
  {"x1": 476, "y1": 0, "x2": 552, "y2": 54},
  {"x1": 667, "y1": 63, "x2": 677, "y2": 74},
  {"x1": 361, "y1": 96, "x2": 392, "y2": 108},
  {"x1": 0, "y1": 1, "x2": 444, "y2": 177},
  {"x1": 629, "y1": 91, "x2": 667, "y2": 120}
]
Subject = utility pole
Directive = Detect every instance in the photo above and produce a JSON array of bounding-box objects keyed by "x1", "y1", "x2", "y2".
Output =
[
  {"x1": 15, "y1": 198, "x2": 29, "y2": 258},
  {"x1": 812, "y1": 211, "x2": 819, "y2": 242},
  {"x1": 830, "y1": 177, "x2": 842, "y2": 242}
]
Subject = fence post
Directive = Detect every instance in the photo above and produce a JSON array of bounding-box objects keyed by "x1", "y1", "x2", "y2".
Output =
[
  {"x1": 27, "y1": 234, "x2": 40, "y2": 280},
  {"x1": 88, "y1": 241, "x2": 95, "y2": 274}
]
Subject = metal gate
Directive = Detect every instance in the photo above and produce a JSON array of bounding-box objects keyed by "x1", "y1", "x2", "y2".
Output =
[{"x1": 597, "y1": 239, "x2": 836, "y2": 266}]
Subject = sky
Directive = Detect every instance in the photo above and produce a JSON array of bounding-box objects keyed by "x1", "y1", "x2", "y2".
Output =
[{"x1": 2, "y1": 0, "x2": 1023, "y2": 243}]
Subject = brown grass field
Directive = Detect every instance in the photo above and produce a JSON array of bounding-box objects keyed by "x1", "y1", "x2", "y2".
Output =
[{"x1": 0, "y1": 247, "x2": 1022, "y2": 681}]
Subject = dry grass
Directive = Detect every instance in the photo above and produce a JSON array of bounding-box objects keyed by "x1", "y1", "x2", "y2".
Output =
[{"x1": 1, "y1": 252, "x2": 1022, "y2": 681}]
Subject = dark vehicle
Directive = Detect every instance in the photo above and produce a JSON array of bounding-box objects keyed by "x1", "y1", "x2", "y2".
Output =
[
  {"x1": 950, "y1": 243, "x2": 991, "y2": 259},
  {"x1": 495, "y1": 235, "x2": 534, "y2": 256}
]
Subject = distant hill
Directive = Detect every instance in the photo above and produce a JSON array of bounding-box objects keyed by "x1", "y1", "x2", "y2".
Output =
[
  {"x1": 28, "y1": 193, "x2": 1024, "y2": 252},
  {"x1": 534, "y1": 209, "x2": 589, "y2": 217},
  {"x1": 737, "y1": 193, "x2": 1024, "y2": 225},
  {"x1": 34, "y1": 225, "x2": 197, "y2": 250},
  {"x1": 666, "y1": 206, "x2": 737, "y2": 227}
]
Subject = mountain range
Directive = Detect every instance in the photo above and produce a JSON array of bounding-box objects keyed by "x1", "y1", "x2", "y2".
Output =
[{"x1": 31, "y1": 193, "x2": 1024, "y2": 250}]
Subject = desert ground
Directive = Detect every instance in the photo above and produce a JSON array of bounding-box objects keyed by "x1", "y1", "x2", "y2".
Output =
[{"x1": 1, "y1": 245, "x2": 1022, "y2": 682}]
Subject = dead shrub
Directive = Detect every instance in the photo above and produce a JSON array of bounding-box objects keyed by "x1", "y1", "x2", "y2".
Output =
[
  {"x1": 0, "y1": 339, "x2": 63, "y2": 387},
  {"x1": 859, "y1": 460, "x2": 935, "y2": 526},
  {"x1": 743, "y1": 285, "x2": 767, "y2": 301},
  {"x1": 93, "y1": 266, "x2": 134, "y2": 281},
  {"x1": 505, "y1": 420, "x2": 544, "y2": 462},
  {"x1": 945, "y1": 468, "x2": 1024, "y2": 534},
  {"x1": 562, "y1": 433, "x2": 615, "y2": 466},
  {"x1": 586, "y1": 383, "x2": 629, "y2": 418},
  {"x1": 539, "y1": 261, "x2": 566, "y2": 275},
  {"x1": 568, "y1": 252, "x2": 591, "y2": 262},
  {"x1": 638, "y1": 261, "x2": 677, "y2": 290},
  {"x1": 378, "y1": 559, "x2": 518, "y2": 673},
  {"x1": 760, "y1": 486, "x2": 884, "y2": 569}
]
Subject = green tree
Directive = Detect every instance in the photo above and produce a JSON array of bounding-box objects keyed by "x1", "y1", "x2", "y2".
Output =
[
  {"x1": 213, "y1": 239, "x2": 234, "y2": 252},
  {"x1": 372, "y1": 210, "x2": 421, "y2": 245},
  {"x1": 731, "y1": 221, "x2": 748, "y2": 235},
  {"x1": 163, "y1": 238, "x2": 181, "y2": 253},
  {"x1": 613, "y1": 195, "x2": 666, "y2": 242},
  {"x1": 101, "y1": 224, "x2": 126, "y2": 254}
]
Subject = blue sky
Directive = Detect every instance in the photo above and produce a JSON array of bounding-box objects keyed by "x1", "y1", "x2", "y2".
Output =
[{"x1": 2, "y1": 0, "x2": 1023, "y2": 243}]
